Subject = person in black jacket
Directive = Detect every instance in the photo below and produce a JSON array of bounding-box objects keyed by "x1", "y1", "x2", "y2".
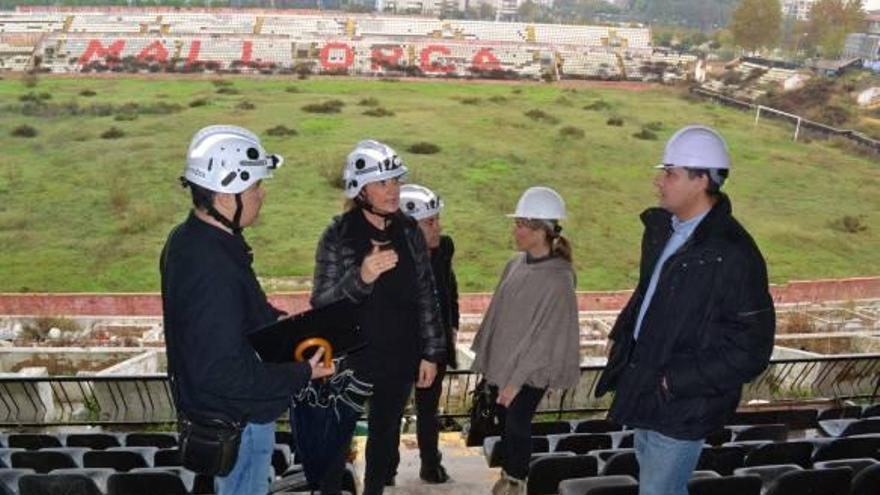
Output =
[
  {"x1": 398, "y1": 184, "x2": 460, "y2": 483},
  {"x1": 162, "y1": 125, "x2": 335, "y2": 495},
  {"x1": 595, "y1": 125, "x2": 776, "y2": 495},
  {"x1": 311, "y1": 140, "x2": 445, "y2": 495}
]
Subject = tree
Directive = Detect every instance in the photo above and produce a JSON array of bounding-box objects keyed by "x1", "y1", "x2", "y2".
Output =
[
  {"x1": 804, "y1": 0, "x2": 865, "y2": 58},
  {"x1": 730, "y1": 0, "x2": 782, "y2": 52}
]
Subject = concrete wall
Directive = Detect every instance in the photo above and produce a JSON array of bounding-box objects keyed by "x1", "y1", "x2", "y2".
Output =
[{"x1": 2, "y1": 277, "x2": 880, "y2": 317}]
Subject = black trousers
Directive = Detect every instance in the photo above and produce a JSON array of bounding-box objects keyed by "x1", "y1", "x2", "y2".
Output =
[
  {"x1": 492, "y1": 384, "x2": 546, "y2": 480},
  {"x1": 415, "y1": 366, "x2": 447, "y2": 468},
  {"x1": 320, "y1": 374, "x2": 413, "y2": 495}
]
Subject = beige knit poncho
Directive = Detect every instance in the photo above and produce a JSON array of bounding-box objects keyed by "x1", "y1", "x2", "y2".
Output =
[{"x1": 471, "y1": 253, "x2": 581, "y2": 391}]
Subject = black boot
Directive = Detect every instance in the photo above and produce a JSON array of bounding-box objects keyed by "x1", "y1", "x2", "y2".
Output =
[{"x1": 419, "y1": 463, "x2": 450, "y2": 483}]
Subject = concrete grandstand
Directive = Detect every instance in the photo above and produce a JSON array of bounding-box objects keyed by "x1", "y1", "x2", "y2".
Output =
[{"x1": 0, "y1": 8, "x2": 695, "y2": 80}]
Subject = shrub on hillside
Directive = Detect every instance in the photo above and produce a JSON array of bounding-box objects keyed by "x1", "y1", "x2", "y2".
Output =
[
  {"x1": 101, "y1": 127, "x2": 125, "y2": 139},
  {"x1": 11, "y1": 125, "x2": 38, "y2": 138},
  {"x1": 524, "y1": 109, "x2": 559, "y2": 124},
  {"x1": 302, "y1": 100, "x2": 345, "y2": 113},
  {"x1": 408, "y1": 142, "x2": 440, "y2": 154},
  {"x1": 265, "y1": 125, "x2": 298, "y2": 137},
  {"x1": 559, "y1": 126, "x2": 585, "y2": 139},
  {"x1": 363, "y1": 107, "x2": 395, "y2": 117}
]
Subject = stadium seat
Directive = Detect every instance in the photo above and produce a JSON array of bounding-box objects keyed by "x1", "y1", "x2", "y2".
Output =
[
  {"x1": 558, "y1": 475, "x2": 637, "y2": 495},
  {"x1": 763, "y1": 467, "x2": 852, "y2": 495},
  {"x1": 17, "y1": 473, "x2": 103, "y2": 495},
  {"x1": 275, "y1": 430, "x2": 293, "y2": 447},
  {"x1": 744, "y1": 441, "x2": 814, "y2": 468},
  {"x1": 689, "y1": 470, "x2": 721, "y2": 480},
  {"x1": 152, "y1": 449, "x2": 181, "y2": 467},
  {"x1": 526, "y1": 454, "x2": 597, "y2": 495},
  {"x1": 83, "y1": 450, "x2": 150, "y2": 472},
  {"x1": 612, "y1": 431, "x2": 635, "y2": 449},
  {"x1": 734, "y1": 464, "x2": 803, "y2": 487},
  {"x1": 107, "y1": 471, "x2": 187, "y2": 495},
  {"x1": 272, "y1": 444, "x2": 292, "y2": 477},
  {"x1": 123, "y1": 433, "x2": 176, "y2": 449},
  {"x1": 47, "y1": 468, "x2": 114, "y2": 492},
  {"x1": 63, "y1": 434, "x2": 121, "y2": 451},
  {"x1": 1, "y1": 469, "x2": 35, "y2": 495},
  {"x1": 554, "y1": 434, "x2": 612, "y2": 454},
  {"x1": 531, "y1": 421, "x2": 572, "y2": 436},
  {"x1": 484, "y1": 436, "x2": 550, "y2": 467},
  {"x1": 11, "y1": 452, "x2": 78, "y2": 474},
  {"x1": 130, "y1": 468, "x2": 196, "y2": 493},
  {"x1": 851, "y1": 463, "x2": 880, "y2": 495},
  {"x1": 574, "y1": 419, "x2": 622, "y2": 434},
  {"x1": 688, "y1": 474, "x2": 762, "y2": 495},
  {"x1": 6, "y1": 436, "x2": 62, "y2": 452},
  {"x1": 813, "y1": 457, "x2": 878, "y2": 476},
  {"x1": 819, "y1": 418, "x2": 880, "y2": 437},
  {"x1": 817, "y1": 406, "x2": 862, "y2": 421},
  {"x1": 730, "y1": 424, "x2": 789, "y2": 442},
  {"x1": 811, "y1": 436, "x2": 880, "y2": 462},
  {"x1": 589, "y1": 448, "x2": 634, "y2": 463},
  {"x1": 0, "y1": 451, "x2": 24, "y2": 469},
  {"x1": 695, "y1": 446, "x2": 747, "y2": 476},
  {"x1": 705, "y1": 428, "x2": 733, "y2": 447},
  {"x1": 862, "y1": 404, "x2": 880, "y2": 419},
  {"x1": 600, "y1": 452, "x2": 638, "y2": 478}
]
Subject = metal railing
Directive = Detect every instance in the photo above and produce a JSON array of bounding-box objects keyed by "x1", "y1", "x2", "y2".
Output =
[{"x1": 1, "y1": 355, "x2": 878, "y2": 427}]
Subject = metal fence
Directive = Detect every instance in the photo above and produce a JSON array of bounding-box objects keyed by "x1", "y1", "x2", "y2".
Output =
[{"x1": 1, "y1": 355, "x2": 878, "y2": 427}]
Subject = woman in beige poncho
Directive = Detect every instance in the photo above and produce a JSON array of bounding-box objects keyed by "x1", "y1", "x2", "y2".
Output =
[{"x1": 471, "y1": 186, "x2": 581, "y2": 495}]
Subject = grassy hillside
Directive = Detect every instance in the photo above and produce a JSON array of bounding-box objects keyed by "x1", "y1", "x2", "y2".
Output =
[{"x1": 1, "y1": 76, "x2": 878, "y2": 292}]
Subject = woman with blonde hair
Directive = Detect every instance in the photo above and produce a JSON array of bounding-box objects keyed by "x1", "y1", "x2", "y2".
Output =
[{"x1": 471, "y1": 186, "x2": 581, "y2": 495}]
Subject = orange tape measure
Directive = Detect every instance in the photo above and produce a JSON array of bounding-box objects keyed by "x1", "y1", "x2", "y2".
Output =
[{"x1": 294, "y1": 337, "x2": 333, "y2": 367}]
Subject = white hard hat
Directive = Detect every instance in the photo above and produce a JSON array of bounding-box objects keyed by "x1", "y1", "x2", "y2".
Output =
[
  {"x1": 507, "y1": 186, "x2": 566, "y2": 220},
  {"x1": 343, "y1": 139, "x2": 408, "y2": 199},
  {"x1": 656, "y1": 125, "x2": 731, "y2": 170},
  {"x1": 184, "y1": 125, "x2": 283, "y2": 194},
  {"x1": 399, "y1": 184, "x2": 443, "y2": 221}
]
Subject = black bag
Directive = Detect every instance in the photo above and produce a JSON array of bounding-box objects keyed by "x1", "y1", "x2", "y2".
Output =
[
  {"x1": 465, "y1": 379, "x2": 502, "y2": 447},
  {"x1": 177, "y1": 410, "x2": 243, "y2": 477}
]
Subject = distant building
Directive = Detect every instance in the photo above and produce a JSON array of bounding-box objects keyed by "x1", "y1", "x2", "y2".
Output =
[
  {"x1": 782, "y1": 0, "x2": 817, "y2": 21},
  {"x1": 844, "y1": 33, "x2": 880, "y2": 62}
]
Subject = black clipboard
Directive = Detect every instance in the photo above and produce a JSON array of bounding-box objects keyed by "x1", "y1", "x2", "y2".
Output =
[{"x1": 248, "y1": 300, "x2": 366, "y2": 363}]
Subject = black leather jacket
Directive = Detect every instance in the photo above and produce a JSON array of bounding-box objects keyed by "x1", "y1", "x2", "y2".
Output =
[{"x1": 310, "y1": 208, "x2": 446, "y2": 363}]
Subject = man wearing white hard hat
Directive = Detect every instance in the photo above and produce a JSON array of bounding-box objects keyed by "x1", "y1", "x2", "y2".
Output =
[
  {"x1": 396, "y1": 184, "x2": 460, "y2": 484},
  {"x1": 595, "y1": 125, "x2": 776, "y2": 495},
  {"x1": 161, "y1": 126, "x2": 334, "y2": 495},
  {"x1": 471, "y1": 186, "x2": 581, "y2": 495}
]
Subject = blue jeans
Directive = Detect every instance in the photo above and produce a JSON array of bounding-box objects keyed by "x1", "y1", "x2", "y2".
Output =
[
  {"x1": 215, "y1": 422, "x2": 275, "y2": 495},
  {"x1": 633, "y1": 429, "x2": 703, "y2": 495}
]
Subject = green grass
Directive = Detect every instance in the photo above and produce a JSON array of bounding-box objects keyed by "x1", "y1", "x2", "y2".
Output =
[{"x1": 1, "y1": 76, "x2": 879, "y2": 292}]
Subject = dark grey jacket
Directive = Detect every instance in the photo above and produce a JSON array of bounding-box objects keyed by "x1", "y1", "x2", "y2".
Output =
[{"x1": 310, "y1": 208, "x2": 446, "y2": 363}]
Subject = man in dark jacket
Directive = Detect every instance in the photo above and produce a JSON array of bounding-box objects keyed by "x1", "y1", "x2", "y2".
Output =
[
  {"x1": 398, "y1": 184, "x2": 460, "y2": 483},
  {"x1": 595, "y1": 125, "x2": 776, "y2": 495},
  {"x1": 162, "y1": 125, "x2": 335, "y2": 495}
]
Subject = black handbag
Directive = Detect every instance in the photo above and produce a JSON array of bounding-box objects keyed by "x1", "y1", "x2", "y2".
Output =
[
  {"x1": 177, "y1": 409, "x2": 243, "y2": 477},
  {"x1": 465, "y1": 378, "x2": 502, "y2": 447}
]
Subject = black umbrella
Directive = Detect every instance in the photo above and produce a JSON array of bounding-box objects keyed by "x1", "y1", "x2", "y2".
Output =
[{"x1": 290, "y1": 364, "x2": 373, "y2": 486}]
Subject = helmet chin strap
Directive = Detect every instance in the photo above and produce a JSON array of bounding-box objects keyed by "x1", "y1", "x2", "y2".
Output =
[
  {"x1": 355, "y1": 192, "x2": 395, "y2": 233},
  {"x1": 206, "y1": 193, "x2": 244, "y2": 236}
]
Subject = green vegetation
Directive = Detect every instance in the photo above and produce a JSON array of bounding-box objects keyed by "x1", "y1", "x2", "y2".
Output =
[{"x1": 1, "y1": 76, "x2": 878, "y2": 292}]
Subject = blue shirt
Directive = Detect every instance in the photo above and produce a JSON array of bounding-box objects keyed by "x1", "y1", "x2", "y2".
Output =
[{"x1": 633, "y1": 209, "x2": 710, "y2": 340}]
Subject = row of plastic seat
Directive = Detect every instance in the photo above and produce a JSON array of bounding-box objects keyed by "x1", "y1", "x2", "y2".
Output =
[
  {"x1": 557, "y1": 465, "x2": 880, "y2": 495},
  {"x1": 527, "y1": 450, "x2": 880, "y2": 494},
  {"x1": 0, "y1": 433, "x2": 177, "y2": 451}
]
